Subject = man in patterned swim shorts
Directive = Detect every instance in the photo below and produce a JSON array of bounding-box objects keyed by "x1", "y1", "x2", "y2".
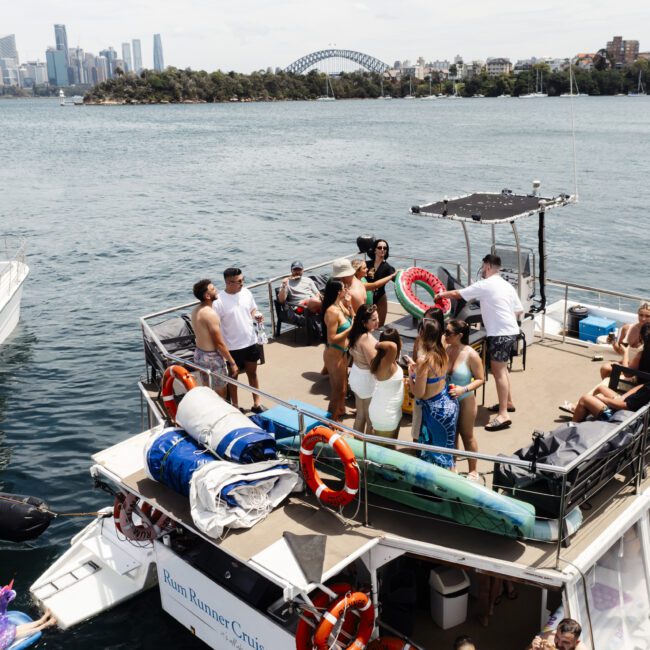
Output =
[
  {"x1": 191, "y1": 279, "x2": 238, "y2": 398},
  {"x1": 437, "y1": 254, "x2": 523, "y2": 431}
]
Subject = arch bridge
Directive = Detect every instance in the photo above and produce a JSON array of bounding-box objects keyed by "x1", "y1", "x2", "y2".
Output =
[{"x1": 285, "y1": 49, "x2": 389, "y2": 75}]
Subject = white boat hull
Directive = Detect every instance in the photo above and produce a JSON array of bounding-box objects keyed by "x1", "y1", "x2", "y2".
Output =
[
  {"x1": 30, "y1": 510, "x2": 158, "y2": 629},
  {"x1": 0, "y1": 260, "x2": 29, "y2": 345}
]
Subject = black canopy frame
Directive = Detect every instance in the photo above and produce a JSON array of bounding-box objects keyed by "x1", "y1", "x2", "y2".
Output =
[{"x1": 410, "y1": 190, "x2": 575, "y2": 312}]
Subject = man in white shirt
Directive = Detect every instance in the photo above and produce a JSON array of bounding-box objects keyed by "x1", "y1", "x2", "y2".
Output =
[
  {"x1": 437, "y1": 254, "x2": 523, "y2": 430},
  {"x1": 214, "y1": 267, "x2": 266, "y2": 413},
  {"x1": 278, "y1": 260, "x2": 322, "y2": 313}
]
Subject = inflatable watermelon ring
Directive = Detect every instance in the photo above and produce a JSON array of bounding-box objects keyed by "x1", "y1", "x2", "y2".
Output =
[{"x1": 395, "y1": 267, "x2": 451, "y2": 319}]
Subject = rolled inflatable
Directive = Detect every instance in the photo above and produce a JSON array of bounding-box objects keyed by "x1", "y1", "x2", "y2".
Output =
[
  {"x1": 176, "y1": 387, "x2": 276, "y2": 463},
  {"x1": 395, "y1": 267, "x2": 451, "y2": 319},
  {"x1": 0, "y1": 493, "x2": 54, "y2": 543},
  {"x1": 280, "y1": 436, "x2": 583, "y2": 542},
  {"x1": 144, "y1": 427, "x2": 216, "y2": 497}
]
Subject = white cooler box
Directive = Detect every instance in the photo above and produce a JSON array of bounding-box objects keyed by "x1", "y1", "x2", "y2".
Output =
[{"x1": 429, "y1": 566, "x2": 470, "y2": 630}]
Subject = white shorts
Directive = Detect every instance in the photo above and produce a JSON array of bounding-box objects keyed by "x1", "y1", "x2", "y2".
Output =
[{"x1": 349, "y1": 364, "x2": 377, "y2": 400}]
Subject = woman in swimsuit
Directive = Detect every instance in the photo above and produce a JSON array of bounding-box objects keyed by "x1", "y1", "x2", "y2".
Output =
[
  {"x1": 366, "y1": 239, "x2": 396, "y2": 327},
  {"x1": 350, "y1": 259, "x2": 399, "y2": 312},
  {"x1": 368, "y1": 327, "x2": 404, "y2": 438},
  {"x1": 445, "y1": 319, "x2": 485, "y2": 480},
  {"x1": 409, "y1": 318, "x2": 459, "y2": 468},
  {"x1": 348, "y1": 304, "x2": 380, "y2": 434},
  {"x1": 601, "y1": 301, "x2": 650, "y2": 380},
  {"x1": 322, "y1": 279, "x2": 354, "y2": 421}
]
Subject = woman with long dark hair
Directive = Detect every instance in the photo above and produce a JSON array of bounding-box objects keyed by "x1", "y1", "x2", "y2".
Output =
[
  {"x1": 409, "y1": 318, "x2": 459, "y2": 468},
  {"x1": 368, "y1": 327, "x2": 404, "y2": 438},
  {"x1": 366, "y1": 239, "x2": 396, "y2": 327},
  {"x1": 321, "y1": 279, "x2": 354, "y2": 421},
  {"x1": 445, "y1": 319, "x2": 484, "y2": 480},
  {"x1": 348, "y1": 304, "x2": 379, "y2": 433}
]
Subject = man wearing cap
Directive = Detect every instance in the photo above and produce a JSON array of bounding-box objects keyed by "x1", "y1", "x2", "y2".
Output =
[
  {"x1": 278, "y1": 261, "x2": 322, "y2": 314},
  {"x1": 331, "y1": 258, "x2": 356, "y2": 287}
]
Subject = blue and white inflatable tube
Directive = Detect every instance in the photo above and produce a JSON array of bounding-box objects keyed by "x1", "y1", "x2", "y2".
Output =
[
  {"x1": 6, "y1": 611, "x2": 41, "y2": 650},
  {"x1": 144, "y1": 427, "x2": 216, "y2": 497},
  {"x1": 176, "y1": 387, "x2": 276, "y2": 463}
]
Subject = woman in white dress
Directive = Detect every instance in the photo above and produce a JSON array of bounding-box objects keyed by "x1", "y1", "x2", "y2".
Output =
[
  {"x1": 368, "y1": 327, "x2": 404, "y2": 438},
  {"x1": 348, "y1": 304, "x2": 379, "y2": 434}
]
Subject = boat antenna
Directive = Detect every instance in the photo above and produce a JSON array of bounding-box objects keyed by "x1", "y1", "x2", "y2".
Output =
[{"x1": 568, "y1": 61, "x2": 579, "y2": 202}]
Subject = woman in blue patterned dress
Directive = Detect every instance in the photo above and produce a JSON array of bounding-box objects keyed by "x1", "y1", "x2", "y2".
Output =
[{"x1": 408, "y1": 318, "x2": 459, "y2": 468}]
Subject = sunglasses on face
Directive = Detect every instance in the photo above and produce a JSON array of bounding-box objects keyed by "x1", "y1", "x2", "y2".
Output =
[
  {"x1": 445, "y1": 330, "x2": 457, "y2": 336},
  {"x1": 375, "y1": 245, "x2": 387, "y2": 250}
]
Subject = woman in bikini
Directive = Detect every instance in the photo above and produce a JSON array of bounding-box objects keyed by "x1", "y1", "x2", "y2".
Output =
[
  {"x1": 445, "y1": 319, "x2": 484, "y2": 480},
  {"x1": 366, "y1": 239, "x2": 396, "y2": 327},
  {"x1": 409, "y1": 318, "x2": 459, "y2": 469},
  {"x1": 322, "y1": 279, "x2": 354, "y2": 421},
  {"x1": 350, "y1": 259, "x2": 399, "y2": 311}
]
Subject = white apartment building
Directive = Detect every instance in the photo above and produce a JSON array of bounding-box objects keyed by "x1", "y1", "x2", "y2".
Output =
[{"x1": 486, "y1": 58, "x2": 512, "y2": 76}]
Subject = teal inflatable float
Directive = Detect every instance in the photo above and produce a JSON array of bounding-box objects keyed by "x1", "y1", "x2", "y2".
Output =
[{"x1": 279, "y1": 435, "x2": 582, "y2": 542}]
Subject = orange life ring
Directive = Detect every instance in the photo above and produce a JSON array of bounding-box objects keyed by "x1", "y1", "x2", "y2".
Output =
[
  {"x1": 368, "y1": 637, "x2": 416, "y2": 650},
  {"x1": 313, "y1": 591, "x2": 374, "y2": 650},
  {"x1": 113, "y1": 492, "x2": 171, "y2": 542},
  {"x1": 300, "y1": 426, "x2": 360, "y2": 507},
  {"x1": 161, "y1": 365, "x2": 197, "y2": 421},
  {"x1": 295, "y1": 583, "x2": 358, "y2": 650}
]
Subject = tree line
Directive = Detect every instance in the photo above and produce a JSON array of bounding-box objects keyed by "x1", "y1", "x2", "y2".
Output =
[{"x1": 2, "y1": 62, "x2": 647, "y2": 101}]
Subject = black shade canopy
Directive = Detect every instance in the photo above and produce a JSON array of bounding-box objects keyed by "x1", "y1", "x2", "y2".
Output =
[{"x1": 411, "y1": 191, "x2": 573, "y2": 224}]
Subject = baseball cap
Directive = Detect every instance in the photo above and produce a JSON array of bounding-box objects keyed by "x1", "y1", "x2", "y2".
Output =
[{"x1": 291, "y1": 260, "x2": 304, "y2": 270}]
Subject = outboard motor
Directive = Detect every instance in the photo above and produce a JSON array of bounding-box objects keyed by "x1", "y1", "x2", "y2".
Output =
[{"x1": 356, "y1": 235, "x2": 375, "y2": 255}]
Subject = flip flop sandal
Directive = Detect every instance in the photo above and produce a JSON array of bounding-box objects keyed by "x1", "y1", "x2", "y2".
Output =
[
  {"x1": 487, "y1": 403, "x2": 516, "y2": 412},
  {"x1": 485, "y1": 418, "x2": 512, "y2": 431},
  {"x1": 558, "y1": 401, "x2": 575, "y2": 415}
]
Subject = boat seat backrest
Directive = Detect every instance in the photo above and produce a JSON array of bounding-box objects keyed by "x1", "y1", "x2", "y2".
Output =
[{"x1": 143, "y1": 314, "x2": 196, "y2": 384}]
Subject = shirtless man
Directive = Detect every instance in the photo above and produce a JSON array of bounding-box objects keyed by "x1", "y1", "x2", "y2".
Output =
[
  {"x1": 601, "y1": 300, "x2": 650, "y2": 379},
  {"x1": 191, "y1": 279, "x2": 238, "y2": 398},
  {"x1": 349, "y1": 259, "x2": 399, "y2": 312}
]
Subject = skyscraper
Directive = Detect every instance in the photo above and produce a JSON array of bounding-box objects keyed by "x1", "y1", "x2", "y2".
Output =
[
  {"x1": 121, "y1": 42, "x2": 132, "y2": 72},
  {"x1": 0, "y1": 34, "x2": 18, "y2": 62},
  {"x1": 132, "y1": 39, "x2": 143, "y2": 73},
  {"x1": 54, "y1": 24, "x2": 69, "y2": 65},
  {"x1": 99, "y1": 47, "x2": 117, "y2": 78},
  {"x1": 46, "y1": 47, "x2": 69, "y2": 86},
  {"x1": 153, "y1": 34, "x2": 164, "y2": 71}
]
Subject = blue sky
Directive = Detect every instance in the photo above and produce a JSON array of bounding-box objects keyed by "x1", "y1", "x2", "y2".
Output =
[{"x1": 5, "y1": 0, "x2": 649, "y2": 72}]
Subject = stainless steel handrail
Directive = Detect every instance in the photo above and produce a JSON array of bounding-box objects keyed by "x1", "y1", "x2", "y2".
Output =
[{"x1": 546, "y1": 278, "x2": 647, "y2": 304}]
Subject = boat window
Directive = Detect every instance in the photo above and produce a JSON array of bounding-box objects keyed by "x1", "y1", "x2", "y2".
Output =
[{"x1": 575, "y1": 521, "x2": 650, "y2": 649}]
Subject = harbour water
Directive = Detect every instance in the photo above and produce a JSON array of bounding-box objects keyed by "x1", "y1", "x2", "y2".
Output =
[{"x1": 1, "y1": 96, "x2": 648, "y2": 648}]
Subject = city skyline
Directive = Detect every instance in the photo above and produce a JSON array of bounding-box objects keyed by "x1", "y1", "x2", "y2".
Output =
[{"x1": 3, "y1": 0, "x2": 649, "y2": 73}]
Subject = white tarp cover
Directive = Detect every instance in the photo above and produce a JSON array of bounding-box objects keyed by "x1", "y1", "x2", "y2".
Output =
[{"x1": 189, "y1": 459, "x2": 300, "y2": 539}]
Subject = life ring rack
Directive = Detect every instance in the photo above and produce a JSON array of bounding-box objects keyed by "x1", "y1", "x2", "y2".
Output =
[
  {"x1": 312, "y1": 590, "x2": 374, "y2": 650},
  {"x1": 299, "y1": 426, "x2": 360, "y2": 508},
  {"x1": 161, "y1": 365, "x2": 198, "y2": 422},
  {"x1": 295, "y1": 583, "x2": 358, "y2": 650},
  {"x1": 395, "y1": 267, "x2": 451, "y2": 319},
  {"x1": 113, "y1": 491, "x2": 172, "y2": 542}
]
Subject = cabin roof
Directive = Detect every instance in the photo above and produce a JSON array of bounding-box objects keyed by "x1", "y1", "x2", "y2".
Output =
[{"x1": 411, "y1": 191, "x2": 573, "y2": 224}]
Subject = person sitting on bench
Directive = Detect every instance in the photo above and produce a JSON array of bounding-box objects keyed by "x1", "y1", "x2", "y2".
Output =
[{"x1": 278, "y1": 260, "x2": 322, "y2": 314}]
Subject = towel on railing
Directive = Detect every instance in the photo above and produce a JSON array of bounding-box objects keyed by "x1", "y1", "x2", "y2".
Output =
[
  {"x1": 176, "y1": 386, "x2": 276, "y2": 463},
  {"x1": 189, "y1": 459, "x2": 300, "y2": 538}
]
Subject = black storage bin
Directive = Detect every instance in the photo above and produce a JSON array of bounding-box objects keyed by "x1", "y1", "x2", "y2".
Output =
[{"x1": 567, "y1": 305, "x2": 588, "y2": 338}]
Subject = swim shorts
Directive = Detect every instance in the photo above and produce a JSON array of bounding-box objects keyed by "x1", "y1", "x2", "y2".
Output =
[
  {"x1": 487, "y1": 335, "x2": 517, "y2": 363},
  {"x1": 231, "y1": 344, "x2": 262, "y2": 368},
  {"x1": 193, "y1": 348, "x2": 227, "y2": 388}
]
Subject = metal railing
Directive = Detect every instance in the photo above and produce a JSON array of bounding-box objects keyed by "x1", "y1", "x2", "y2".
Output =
[
  {"x1": 139, "y1": 260, "x2": 650, "y2": 569},
  {"x1": 542, "y1": 279, "x2": 647, "y2": 345}
]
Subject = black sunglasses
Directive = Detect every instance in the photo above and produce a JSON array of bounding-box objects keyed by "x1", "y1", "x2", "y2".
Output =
[{"x1": 444, "y1": 329, "x2": 457, "y2": 336}]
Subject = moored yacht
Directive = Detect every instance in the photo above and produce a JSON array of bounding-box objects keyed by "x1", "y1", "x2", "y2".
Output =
[
  {"x1": 30, "y1": 191, "x2": 650, "y2": 649},
  {"x1": 0, "y1": 238, "x2": 29, "y2": 345}
]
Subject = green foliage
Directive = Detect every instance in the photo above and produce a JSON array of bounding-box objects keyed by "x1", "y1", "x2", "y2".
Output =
[{"x1": 77, "y1": 65, "x2": 649, "y2": 103}]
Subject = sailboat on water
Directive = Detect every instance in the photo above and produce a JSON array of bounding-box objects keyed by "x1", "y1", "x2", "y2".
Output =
[
  {"x1": 628, "y1": 70, "x2": 647, "y2": 97},
  {"x1": 520, "y1": 69, "x2": 548, "y2": 98},
  {"x1": 379, "y1": 77, "x2": 392, "y2": 99},
  {"x1": 316, "y1": 75, "x2": 336, "y2": 101},
  {"x1": 560, "y1": 66, "x2": 588, "y2": 97},
  {"x1": 420, "y1": 75, "x2": 437, "y2": 100}
]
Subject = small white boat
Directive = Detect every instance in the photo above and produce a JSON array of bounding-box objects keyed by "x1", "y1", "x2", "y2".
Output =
[
  {"x1": 316, "y1": 75, "x2": 336, "y2": 101},
  {"x1": 628, "y1": 70, "x2": 647, "y2": 97},
  {"x1": 72, "y1": 95, "x2": 84, "y2": 105},
  {"x1": 59, "y1": 89, "x2": 65, "y2": 106},
  {"x1": 0, "y1": 238, "x2": 29, "y2": 345}
]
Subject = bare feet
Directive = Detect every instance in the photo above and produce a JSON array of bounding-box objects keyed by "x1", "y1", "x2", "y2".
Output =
[{"x1": 15, "y1": 608, "x2": 57, "y2": 639}]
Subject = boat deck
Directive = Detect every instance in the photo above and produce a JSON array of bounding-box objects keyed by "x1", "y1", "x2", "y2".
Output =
[{"x1": 110, "y1": 301, "x2": 646, "y2": 578}]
